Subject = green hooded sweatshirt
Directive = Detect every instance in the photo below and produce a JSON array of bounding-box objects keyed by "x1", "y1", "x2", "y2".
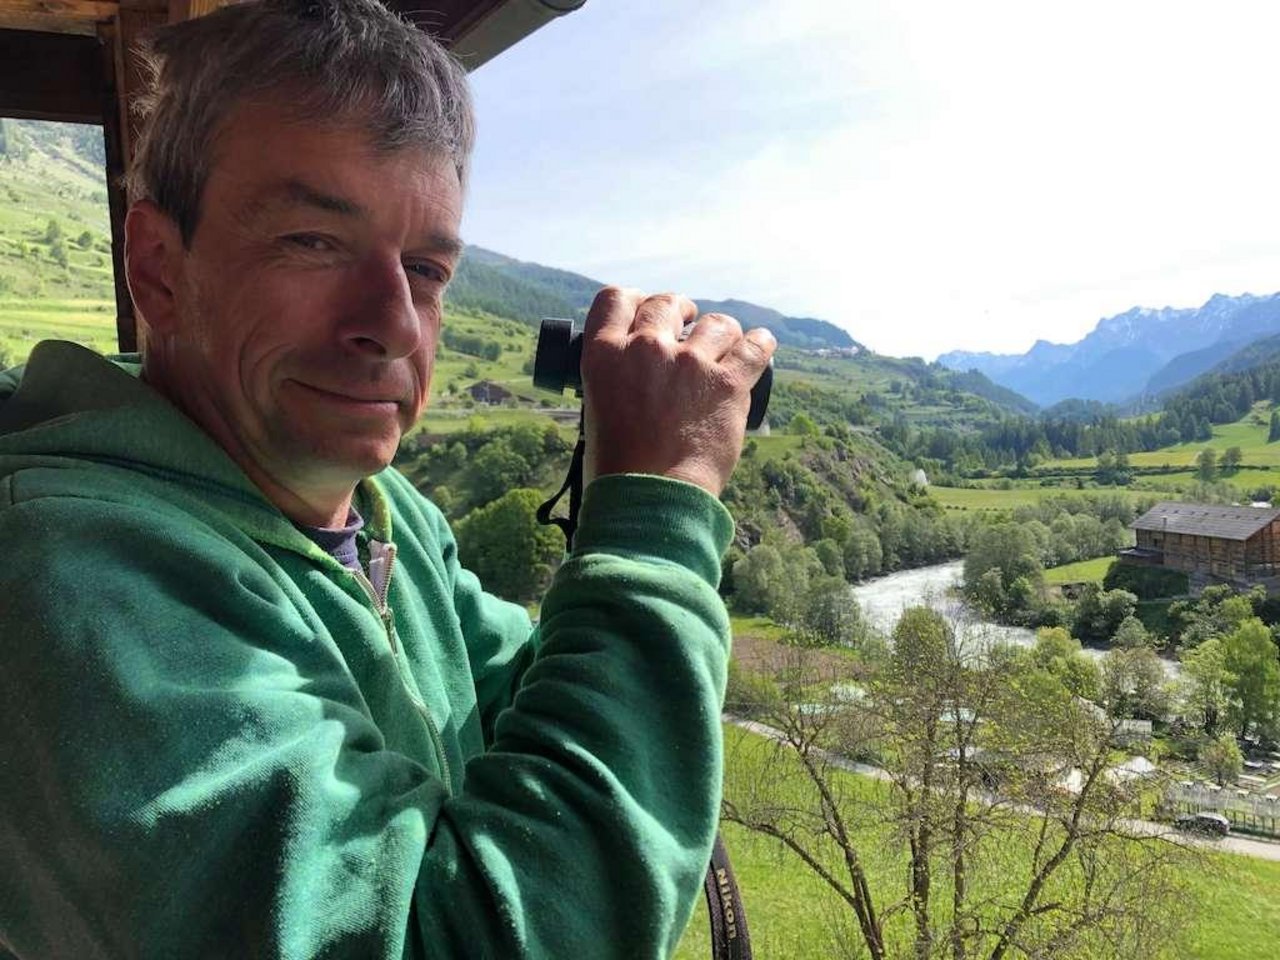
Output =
[{"x1": 0, "y1": 340, "x2": 735, "y2": 960}]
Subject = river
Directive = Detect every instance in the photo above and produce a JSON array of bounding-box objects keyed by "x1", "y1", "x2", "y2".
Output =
[
  {"x1": 849, "y1": 560, "x2": 1180, "y2": 676},
  {"x1": 850, "y1": 560, "x2": 1038, "y2": 649}
]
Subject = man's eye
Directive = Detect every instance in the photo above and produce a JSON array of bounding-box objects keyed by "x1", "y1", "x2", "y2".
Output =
[
  {"x1": 285, "y1": 234, "x2": 335, "y2": 252},
  {"x1": 406, "y1": 262, "x2": 449, "y2": 284}
]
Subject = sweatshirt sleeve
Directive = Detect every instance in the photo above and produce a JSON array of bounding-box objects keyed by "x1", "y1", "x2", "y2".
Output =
[
  {"x1": 0, "y1": 474, "x2": 735, "y2": 960},
  {"x1": 416, "y1": 474, "x2": 735, "y2": 959}
]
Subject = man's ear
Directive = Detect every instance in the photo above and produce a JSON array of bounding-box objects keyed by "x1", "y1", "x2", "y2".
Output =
[{"x1": 124, "y1": 200, "x2": 185, "y2": 336}]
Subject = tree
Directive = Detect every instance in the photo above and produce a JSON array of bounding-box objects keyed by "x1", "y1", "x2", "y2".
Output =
[
  {"x1": 730, "y1": 544, "x2": 784, "y2": 616},
  {"x1": 732, "y1": 543, "x2": 827, "y2": 622},
  {"x1": 792, "y1": 575, "x2": 865, "y2": 648},
  {"x1": 722, "y1": 609, "x2": 1196, "y2": 960},
  {"x1": 75, "y1": 229, "x2": 95, "y2": 250},
  {"x1": 1072, "y1": 584, "x2": 1138, "y2": 645},
  {"x1": 1195, "y1": 448, "x2": 1217, "y2": 482},
  {"x1": 813, "y1": 538, "x2": 845, "y2": 579},
  {"x1": 962, "y1": 523, "x2": 1043, "y2": 618},
  {"x1": 452, "y1": 488, "x2": 562, "y2": 602},
  {"x1": 1100, "y1": 646, "x2": 1170, "y2": 721},
  {"x1": 1112, "y1": 614, "x2": 1152, "y2": 650},
  {"x1": 463, "y1": 439, "x2": 532, "y2": 507},
  {"x1": 1269, "y1": 410, "x2": 1280, "y2": 443},
  {"x1": 788, "y1": 412, "x2": 820, "y2": 436},
  {"x1": 1170, "y1": 584, "x2": 1258, "y2": 649},
  {"x1": 1029, "y1": 626, "x2": 1101, "y2": 699},
  {"x1": 1095, "y1": 448, "x2": 1131, "y2": 486},
  {"x1": 1220, "y1": 446, "x2": 1243, "y2": 473},
  {"x1": 1220, "y1": 617, "x2": 1280, "y2": 739},
  {"x1": 43, "y1": 218, "x2": 62, "y2": 244},
  {"x1": 1180, "y1": 637, "x2": 1231, "y2": 736},
  {"x1": 842, "y1": 522, "x2": 882, "y2": 581},
  {"x1": 1198, "y1": 734, "x2": 1244, "y2": 787}
]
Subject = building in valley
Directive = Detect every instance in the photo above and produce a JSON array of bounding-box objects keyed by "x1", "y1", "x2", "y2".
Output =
[{"x1": 1120, "y1": 501, "x2": 1280, "y2": 590}]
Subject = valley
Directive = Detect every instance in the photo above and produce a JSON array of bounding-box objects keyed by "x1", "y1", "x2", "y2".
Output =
[{"x1": 9, "y1": 115, "x2": 1280, "y2": 960}]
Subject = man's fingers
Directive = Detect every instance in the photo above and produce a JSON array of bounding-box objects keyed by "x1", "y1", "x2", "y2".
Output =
[
  {"x1": 682, "y1": 312, "x2": 743, "y2": 361},
  {"x1": 721, "y1": 326, "x2": 777, "y2": 387},
  {"x1": 584, "y1": 286, "x2": 646, "y2": 341},
  {"x1": 630, "y1": 293, "x2": 697, "y2": 340}
]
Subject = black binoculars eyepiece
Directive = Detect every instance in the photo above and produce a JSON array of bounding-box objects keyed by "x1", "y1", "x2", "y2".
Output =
[{"x1": 532, "y1": 317, "x2": 773, "y2": 430}]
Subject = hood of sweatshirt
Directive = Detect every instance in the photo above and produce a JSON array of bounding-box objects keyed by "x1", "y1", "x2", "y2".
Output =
[{"x1": 0, "y1": 339, "x2": 393, "y2": 552}]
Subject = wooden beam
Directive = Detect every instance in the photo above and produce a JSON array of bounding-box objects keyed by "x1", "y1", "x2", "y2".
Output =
[
  {"x1": 0, "y1": 29, "x2": 104, "y2": 121},
  {"x1": 0, "y1": 0, "x2": 118, "y2": 35},
  {"x1": 166, "y1": 0, "x2": 230, "y2": 23}
]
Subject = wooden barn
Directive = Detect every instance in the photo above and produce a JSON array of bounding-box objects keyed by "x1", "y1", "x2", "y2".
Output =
[{"x1": 1121, "y1": 501, "x2": 1280, "y2": 588}]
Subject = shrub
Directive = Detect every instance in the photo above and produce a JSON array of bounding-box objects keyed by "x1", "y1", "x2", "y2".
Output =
[{"x1": 1103, "y1": 563, "x2": 1189, "y2": 600}]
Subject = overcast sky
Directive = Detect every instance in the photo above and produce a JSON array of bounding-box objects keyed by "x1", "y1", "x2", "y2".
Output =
[{"x1": 461, "y1": 0, "x2": 1280, "y2": 360}]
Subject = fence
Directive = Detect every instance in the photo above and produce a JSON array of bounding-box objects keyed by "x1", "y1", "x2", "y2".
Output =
[{"x1": 1166, "y1": 782, "x2": 1280, "y2": 839}]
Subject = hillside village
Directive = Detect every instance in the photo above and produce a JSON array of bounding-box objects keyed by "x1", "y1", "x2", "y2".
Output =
[{"x1": 6, "y1": 115, "x2": 1280, "y2": 957}]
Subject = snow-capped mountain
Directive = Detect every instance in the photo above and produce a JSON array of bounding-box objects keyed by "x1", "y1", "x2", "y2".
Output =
[{"x1": 937, "y1": 293, "x2": 1280, "y2": 406}]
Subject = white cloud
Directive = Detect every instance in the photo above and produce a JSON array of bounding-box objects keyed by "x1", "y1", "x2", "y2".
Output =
[{"x1": 466, "y1": 0, "x2": 1280, "y2": 358}]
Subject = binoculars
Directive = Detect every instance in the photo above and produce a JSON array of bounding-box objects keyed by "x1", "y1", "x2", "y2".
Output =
[{"x1": 532, "y1": 317, "x2": 773, "y2": 430}]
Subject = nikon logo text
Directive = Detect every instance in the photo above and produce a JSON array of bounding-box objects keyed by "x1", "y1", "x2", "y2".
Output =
[{"x1": 715, "y1": 868, "x2": 738, "y2": 940}]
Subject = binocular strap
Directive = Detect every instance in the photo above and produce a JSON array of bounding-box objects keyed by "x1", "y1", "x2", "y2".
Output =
[
  {"x1": 534, "y1": 414, "x2": 587, "y2": 546},
  {"x1": 703, "y1": 832, "x2": 753, "y2": 960},
  {"x1": 536, "y1": 410, "x2": 753, "y2": 960}
]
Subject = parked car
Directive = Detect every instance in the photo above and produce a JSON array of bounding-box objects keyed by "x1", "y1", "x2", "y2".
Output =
[{"x1": 1173, "y1": 812, "x2": 1230, "y2": 837}]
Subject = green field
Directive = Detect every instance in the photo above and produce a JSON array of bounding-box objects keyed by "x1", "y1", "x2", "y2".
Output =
[
  {"x1": 674, "y1": 725, "x2": 1280, "y2": 960},
  {"x1": 1044, "y1": 555, "x2": 1115, "y2": 585},
  {"x1": 1048, "y1": 404, "x2": 1280, "y2": 473},
  {"x1": 0, "y1": 298, "x2": 118, "y2": 362},
  {"x1": 929, "y1": 484, "x2": 1154, "y2": 512}
]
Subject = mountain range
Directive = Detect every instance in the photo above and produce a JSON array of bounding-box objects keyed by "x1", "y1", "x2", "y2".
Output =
[
  {"x1": 448, "y1": 246, "x2": 861, "y2": 352},
  {"x1": 938, "y1": 292, "x2": 1280, "y2": 407}
]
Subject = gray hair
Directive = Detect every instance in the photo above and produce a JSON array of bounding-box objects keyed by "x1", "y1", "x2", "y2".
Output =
[{"x1": 125, "y1": 0, "x2": 475, "y2": 245}]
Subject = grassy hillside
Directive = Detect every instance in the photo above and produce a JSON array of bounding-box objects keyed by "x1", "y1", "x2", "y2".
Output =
[
  {"x1": 0, "y1": 120, "x2": 115, "y2": 365},
  {"x1": 0, "y1": 121, "x2": 113, "y2": 301}
]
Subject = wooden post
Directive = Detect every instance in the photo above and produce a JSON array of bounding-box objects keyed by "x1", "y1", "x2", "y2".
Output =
[
  {"x1": 100, "y1": 0, "x2": 220, "y2": 352},
  {"x1": 99, "y1": 4, "x2": 164, "y2": 352},
  {"x1": 98, "y1": 17, "x2": 135, "y2": 351}
]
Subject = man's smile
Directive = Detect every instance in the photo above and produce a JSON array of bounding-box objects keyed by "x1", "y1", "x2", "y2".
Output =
[{"x1": 286, "y1": 378, "x2": 406, "y2": 411}]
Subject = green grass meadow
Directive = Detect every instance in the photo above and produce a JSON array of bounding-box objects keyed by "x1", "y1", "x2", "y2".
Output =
[
  {"x1": 929, "y1": 484, "x2": 1153, "y2": 512},
  {"x1": 675, "y1": 725, "x2": 1280, "y2": 960},
  {"x1": 1044, "y1": 555, "x2": 1115, "y2": 585},
  {"x1": 0, "y1": 298, "x2": 119, "y2": 365},
  {"x1": 1048, "y1": 403, "x2": 1280, "y2": 473}
]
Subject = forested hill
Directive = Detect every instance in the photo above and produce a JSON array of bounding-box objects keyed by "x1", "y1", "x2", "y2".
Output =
[
  {"x1": 446, "y1": 246, "x2": 861, "y2": 351},
  {"x1": 1154, "y1": 336, "x2": 1280, "y2": 441}
]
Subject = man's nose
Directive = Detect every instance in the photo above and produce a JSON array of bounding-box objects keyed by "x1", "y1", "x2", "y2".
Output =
[{"x1": 343, "y1": 254, "x2": 422, "y2": 359}]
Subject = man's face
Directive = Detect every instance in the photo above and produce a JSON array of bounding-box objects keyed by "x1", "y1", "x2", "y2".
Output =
[{"x1": 163, "y1": 102, "x2": 463, "y2": 503}]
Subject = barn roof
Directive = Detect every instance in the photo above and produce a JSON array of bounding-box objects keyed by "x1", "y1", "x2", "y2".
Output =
[{"x1": 1131, "y1": 501, "x2": 1280, "y2": 541}]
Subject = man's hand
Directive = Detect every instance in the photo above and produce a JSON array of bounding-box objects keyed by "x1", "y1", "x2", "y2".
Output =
[{"x1": 580, "y1": 287, "x2": 777, "y2": 497}]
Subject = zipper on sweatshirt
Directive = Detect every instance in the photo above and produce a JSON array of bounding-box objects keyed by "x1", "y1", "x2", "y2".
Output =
[{"x1": 348, "y1": 541, "x2": 454, "y2": 794}]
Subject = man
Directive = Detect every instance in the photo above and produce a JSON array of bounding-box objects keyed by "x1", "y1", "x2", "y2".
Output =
[{"x1": 0, "y1": 0, "x2": 774, "y2": 957}]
